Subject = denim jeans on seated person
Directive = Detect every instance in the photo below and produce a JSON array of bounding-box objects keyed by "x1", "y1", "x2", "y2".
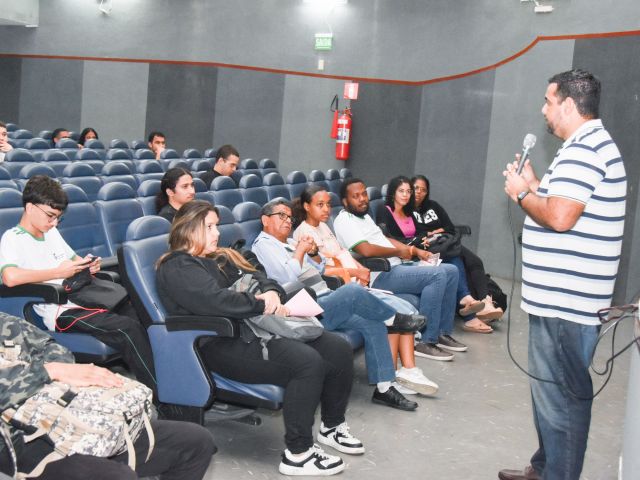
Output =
[
  {"x1": 316, "y1": 283, "x2": 397, "y2": 384},
  {"x1": 528, "y1": 314, "x2": 600, "y2": 480},
  {"x1": 371, "y1": 262, "x2": 458, "y2": 344}
]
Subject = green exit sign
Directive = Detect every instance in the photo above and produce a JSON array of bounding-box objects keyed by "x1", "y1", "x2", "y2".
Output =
[{"x1": 315, "y1": 33, "x2": 333, "y2": 51}]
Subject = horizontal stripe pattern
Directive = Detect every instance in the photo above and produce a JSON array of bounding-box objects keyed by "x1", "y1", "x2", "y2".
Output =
[{"x1": 522, "y1": 120, "x2": 626, "y2": 326}]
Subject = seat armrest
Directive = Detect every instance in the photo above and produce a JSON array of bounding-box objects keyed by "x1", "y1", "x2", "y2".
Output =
[
  {"x1": 455, "y1": 224, "x2": 472, "y2": 236},
  {"x1": 95, "y1": 270, "x2": 120, "y2": 283},
  {"x1": 357, "y1": 257, "x2": 390, "y2": 272},
  {"x1": 0, "y1": 283, "x2": 68, "y2": 304},
  {"x1": 322, "y1": 275, "x2": 344, "y2": 290},
  {"x1": 280, "y1": 280, "x2": 318, "y2": 302},
  {"x1": 164, "y1": 315, "x2": 237, "y2": 337}
]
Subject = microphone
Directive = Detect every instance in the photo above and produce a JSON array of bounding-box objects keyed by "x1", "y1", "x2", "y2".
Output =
[{"x1": 516, "y1": 134, "x2": 537, "y2": 175}]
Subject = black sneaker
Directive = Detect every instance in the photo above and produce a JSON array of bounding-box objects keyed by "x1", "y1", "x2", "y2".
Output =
[
  {"x1": 279, "y1": 444, "x2": 345, "y2": 476},
  {"x1": 387, "y1": 313, "x2": 426, "y2": 333},
  {"x1": 414, "y1": 342, "x2": 454, "y2": 361},
  {"x1": 436, "y1": 334, "x2": 468, "y2": 352},
  {"x1": 371, "y1": 386, "x2": 418, "y2": 411},
  {"x1": 317, "y1": 422, "x2": 365, "y2": 455}
]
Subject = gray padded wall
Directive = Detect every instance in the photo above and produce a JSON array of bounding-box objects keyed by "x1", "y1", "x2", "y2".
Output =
[
  {"x1": 18, "y1": 58, "x2": 83, "y2": 134},
  {"x1": 213, "y1": 68, "x2": 285, "y2": 163},
  {"x1": 0, "y1": 57, "x2": 21, "y2": 123},
  {"x1": 573, "y1": 36, "x2": 640, "y2": 303},
  {"x1": 278, "y1": 75, "x2": 347, "y2": 176},
  {"x1": 145, "y1": 64, "x2": 217, "y2": 153},
  {"x1": 347, "y1": 83, "x2": 422, "y2": 188},
  {"x1": 414, "y1": 70, "x2": 496, "y2": 252},
  {"x1": 80, "y1": 61, "x2": 149, "y2": 145},
  {"x1": 477, "y1": 40, "x2": 575, "y2": 281}
]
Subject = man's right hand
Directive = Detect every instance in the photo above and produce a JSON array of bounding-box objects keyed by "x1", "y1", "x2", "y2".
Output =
[
  {"x1": 44, "y1": 362, "x2": 124, "y2": 388},
  {"x1": 56, "y1": 257, "x2": 93, "y2": 279}
]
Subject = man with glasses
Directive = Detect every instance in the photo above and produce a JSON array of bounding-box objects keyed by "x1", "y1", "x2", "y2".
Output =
[
  {"x1": 252, "y1": 199, "x2": 438, "y2": 412},
  {"x1": 0, "y1": 121, "x2": 13, "y2": 162},
  {"x1": 0, "y1": 176, "x2": 157, "y2": 401}
]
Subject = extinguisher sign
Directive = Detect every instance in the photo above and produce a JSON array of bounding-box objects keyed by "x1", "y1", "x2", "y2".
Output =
[
  {"x1": 337, "y1": 124, "x2": 350, "y2": 143},
  {"x1": 343, "y1": 82, "x2": 359, "y2": 100}
]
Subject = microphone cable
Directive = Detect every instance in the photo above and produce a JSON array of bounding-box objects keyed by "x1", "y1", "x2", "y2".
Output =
[{"x1": 505, "y1": 197, "x2": 639, "y2": 401}]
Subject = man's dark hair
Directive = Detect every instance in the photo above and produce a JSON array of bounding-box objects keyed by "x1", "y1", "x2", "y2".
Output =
[
  {"x1": 22, "y1": 175, "x2": 68, "y2": 211},
  {"x1": 216, "y1": 144, "x2": 239, "y2": 163},
  {"x1": 549, "y1": 69, "x2": 601, "y2": 119},
  {"x1": 147, "y1": 131, "x2": 166, "y2": 143},
  {"x1": 0, "y1": 121, "x2": 6, "y2": 129},
  {"x1": 51, "y1": 128, "x2": 68, "y2": 144},
  {"x1": 339, "y1": 177, "x2": 365, "y2": 201},
  {"x1": 261, "y1": 198, "x2": 292, "y2": 216}
]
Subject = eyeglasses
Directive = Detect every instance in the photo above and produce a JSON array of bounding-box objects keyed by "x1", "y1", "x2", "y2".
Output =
[
  {"x1": 33, "y1": 204, "x2": 64, "y2": 223},
  {"x1": 397, "y1": 189, "x2": 413, "y2": 195},
  {"x1": 267, "y1": 211, "x2": 292, "y2": 222}
]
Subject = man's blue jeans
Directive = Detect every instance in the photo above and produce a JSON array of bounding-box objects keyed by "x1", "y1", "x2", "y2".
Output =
[
  {"x1": 317, "y1": 283, "x2": 397, "y2": 384},
  {"x1": 371, "y1": 262, "x2": 458, "y2": 343},
  {"x1": 528, "y1": 314, "x2": 600, "y2": 480}
]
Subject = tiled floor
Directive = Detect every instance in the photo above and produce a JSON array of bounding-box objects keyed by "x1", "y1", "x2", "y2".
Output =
[{"x1": 199, "y1": 279, "x2": 631, "y2": 479}]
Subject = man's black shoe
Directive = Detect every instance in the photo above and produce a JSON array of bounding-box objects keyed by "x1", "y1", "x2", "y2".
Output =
[
  {"x1": 387, "y1": 313, "x2": 426, "y2": 333},
  {"x1": 371, "y1": 386, "x2": 418, "y2": 411}
]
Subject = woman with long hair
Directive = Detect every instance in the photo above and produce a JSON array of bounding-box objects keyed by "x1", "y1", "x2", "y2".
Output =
[
  {"x1": 155, "y1": 200, "x2": 363, "y2": 476},
  {"x1": 412, "y1": 175, "x2": 503, "y2": 324},
  {"x1": 155, "y1": 167, "x2": 195, "y2": 222},
  {"x1": 378, "y1": 175, "x2": 495, "y2": 333},
  {"x1": 292, "y1": 185, "x2": 441, "y2": 392},
  {"x1": 78, "y1": 127, "x2": 98, "y2": 148}
]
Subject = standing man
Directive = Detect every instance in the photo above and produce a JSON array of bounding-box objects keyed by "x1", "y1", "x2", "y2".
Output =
[
  {"x1": 200, "y1": 144, "x2": 240, "y2": 188},
  {"x1": 501, "y1": 69, "x2": 626, "y2": 480},
  {"x1": 0, "y1": 121, "x2": 13, "y2": 162},
  {"x1": 147, "y1": 131, "x2": 167, "y2": 160}
]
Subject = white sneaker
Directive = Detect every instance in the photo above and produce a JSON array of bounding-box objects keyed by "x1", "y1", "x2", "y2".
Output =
[
  {"x1": 279, "y1": 444, "x2": 345, "y2": 476},
  {"x1": 392, "y1": 381, "x2": 418, "y2": 395},
  {"x1": 395, "y1": 367, "x2": 439, "y2": 396},
  {"x1": 317, "y1": 422, "x2": 365, "y2": 455}
]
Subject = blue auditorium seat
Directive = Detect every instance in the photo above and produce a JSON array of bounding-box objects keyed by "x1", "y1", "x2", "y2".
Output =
[
  {"x1": 239, "y1": 158, "x2": 261, "y2": 178},
  {"x1": 60, "y1": 163, "x2": 102, "y2": 202},
  {"x1": 24, "y1": 138, "x2": 51, "y2": 161},
  {"x1": 15, "y1": 164, "x2": 57, "y2": 190},
  {"x1": 159, "y1": 149, "x2": 179, "y2": 160},
  {"x1": 100, "y1": 162, "x2": 138, "y2": 191},
  {"x1": 136, "y1": 180, "x2": 162, "y2": 216},
  {"x1": 134, "y1": 149, "x2": 156, "y2": 161},
  {"x1": 238, "y1": 173, "x2": 267, "y2": 206},
  {"x1": 10, "y1": 129, "x2": 33, "y2": 148},
  {"x1": 109, "y1": 139, "x2": 130, "y2": 150},
  {"x1": 203, "y1": 147, "x2": 218, "y2": 159},
  {"x1": 56, "y1": 138, "x2": 80, "y2": 160},
  {"x1": 286, "y1": 170, "x2": 308, "y2": 200},
  {"x1": 258, "y1": 158, "x2": 278, "y2": 177},
  {"x1": 326, "y1": 168, "x2": 341, "y2": 195},
  {"x1": 95, "y1": 183, "x2": 144, "y2": 257},
  {"x1": 339, "y1": 167, "x2": 352, "y2": 180},
  {"x1": 3, "y1": 149, "x2": 37, "y2": 177},
  {"x1": 83, "y1": 139, "x2": 106, "y2": 160},
  {"x1": 216, "y1": 205, "x2": 244, "y2": 248},
  {"x1": 104, "y1": 148, "x2": 135, "y2": 172},
  {"x1": 327, "y1": 192, "x2": 343, "y2": 230},
  {"x1": 134, "y1": 160, "x2": 165, "y2": 184},
  {"x1": 262, "y1": 172, "x2": 291, "y2": 201},
  {"x1": 0, "y1": 167, "x2": 19, "y2": 190},
  {"x1": 232, "y1": 202, "x2": 263, "y2": 247},
  {"x1": 76, "y1": 148, "x2": 106, "y2": 174},
  {"x1": 183, "y1": 148, "x2": 202, "y2": 159},
  {"x1": 193, "y1": 177, "x2": 215, "y2": 205},
  {"x1": 37, "y1": 130, "x2": 53, "y2": 141},
  {"x1": 5, "y1": 123, "x2": 18, "y2": 133},
  {"x1": 308, "y1": 169, "x2": 330, "y2": 191},
  {"x1": 211, "y1": 176, "x2": 243, "y2": 209},
  {"x1": 130, "y1": 139, "x2": 147, "y2": 150},
  {"x1": 41, "y1": 149, "x2": 71, "y2": 177},
  {"x1": 0, "y1": 188, "x2": 24, "y2": 235},
  {"x1": 165, "y1": 159, "x2": 191, "y2": 171},
  {"x1": 380, "y1": 183, "x2": 388, "y2": 197},
  {"x1": 68, "y1": 131, "x2": 80, "y2": 142},
  {"x1": 118, "y1": 216, "x2": 283, "y2": 423},
  {"x1": 367, "y1": 186, "x2": 384, "y2": 221},
  {"x1": 191, "y1": 158, "x2": 213, "y2": 173},
  {"x1": 230, "y1": 169, "x2": 244, "y2": 186}
]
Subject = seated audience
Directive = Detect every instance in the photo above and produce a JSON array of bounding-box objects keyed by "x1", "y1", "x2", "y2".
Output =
[
  {"x1": 253, "y1": 199, "x2": 435, "y2": 407},
  {"x1": 333, "y1": 178, "x2": 467, "y2": 361},
  {"x1": 200, "y1": 144, "x2": 240, "y2": 188},
  {"x1": 156, "y1": 201, "x2": 362, "y2": 476},
  {"x1": 51, "y1": 127, "x2": 71, "y2": 147},
  {"x1": 412, "y1": 175, "x2": 503, "y2": 322},
  {"x1": 0, "y1": 176, "x2": 157, "y2": 400},
  {"x1": 156, "y1": 167, "x2": 196, "y2": 222},
  {"x1": 78, "y1": 127, "x2": 98, "y2": 148},
  {"x1": 0, "y1": 121, "x2": 12, "y2": 162},
  {"x1": 378, "y1": 176, "x2": 492, "y2": 334},
  {"x1": 147, "y1": 131, "x2": 166, "y2": 160},
  {"x1": 291, "y1": 185, "x2": 436, "y2": 396},
  {"x1": 0, "y1": 312, "x2": 216, "y2": 480}
]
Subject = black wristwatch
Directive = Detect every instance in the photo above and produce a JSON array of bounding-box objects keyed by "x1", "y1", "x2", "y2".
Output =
[{"x1": 517, "y1": 190, "x2": 529, "y2": 206}]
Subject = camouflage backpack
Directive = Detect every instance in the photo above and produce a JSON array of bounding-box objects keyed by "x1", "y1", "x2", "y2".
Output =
[{"x1": 1, "y1": 360, "x2": 153, "y2": 479}]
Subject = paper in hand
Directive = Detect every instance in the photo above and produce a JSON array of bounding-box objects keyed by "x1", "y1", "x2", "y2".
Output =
[{"x1": 285, "y1": 289, "x2": 325, "y2": 317}]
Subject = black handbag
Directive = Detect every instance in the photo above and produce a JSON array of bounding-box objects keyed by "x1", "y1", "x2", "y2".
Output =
[
  {"x1": 63, "y1": 269, "x2": 128, "y2": 311},
  {"x1": 424, "y1": 231, "x2": 462, "y2": 260}
]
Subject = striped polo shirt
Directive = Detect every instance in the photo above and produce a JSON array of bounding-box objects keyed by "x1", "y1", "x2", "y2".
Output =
[{"x1": 521, "y1": 119, "x2": 626, "y2": 326}]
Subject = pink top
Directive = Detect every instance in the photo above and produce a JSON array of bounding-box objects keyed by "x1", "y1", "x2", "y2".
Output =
[{"x1": 387, "y1": 206, "x2": 415, "y2": 237}]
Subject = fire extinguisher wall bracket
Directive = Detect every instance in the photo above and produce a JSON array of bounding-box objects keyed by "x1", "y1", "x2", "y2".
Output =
[
  {"x1": 330, "y1": 95, "x2": 339, "y2": 139},
  {"x1": 335, "y1": 107, "x2": 352, "y2": 161}
]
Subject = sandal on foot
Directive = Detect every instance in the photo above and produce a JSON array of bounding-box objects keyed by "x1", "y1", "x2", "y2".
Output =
[
  {"x1": 458, "y1": 300, "x2": 485, "y2": 317},
  {"x1": 463, "y1": 320, "x2": 493, "y2": 334}
]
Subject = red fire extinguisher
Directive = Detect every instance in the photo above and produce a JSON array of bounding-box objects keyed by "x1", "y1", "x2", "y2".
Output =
[{"x1": 335, "y1": 107, "x2": 352, "y2": 161}]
